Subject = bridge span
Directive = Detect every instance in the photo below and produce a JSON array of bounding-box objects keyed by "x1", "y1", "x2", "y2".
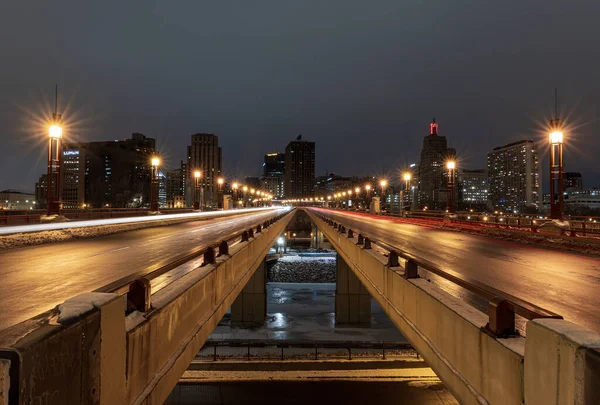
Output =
[{"x1": 306, "y1": 208, "x2": 600, "y2": 405}]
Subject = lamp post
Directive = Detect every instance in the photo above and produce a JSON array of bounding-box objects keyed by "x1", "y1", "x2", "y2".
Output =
[
  {"x1": 380, "y1": 180, "x2": 387, "y2": 213},
  {"x1": 242, "y1": 185, "x2": 248, "y2": 208},
  {"x1": 47, "y1": 85, "x2": 62, "y2": 216},
  {"x1": 150, "y1": 157, "x2": 160, "y2": 211},
  {"x1": 354, "y1": 187, "x2": 360, "y2": 210},
  {"x1": 446, "y1": 161, "x2": 456, "y2": 213},
  {"x1": 217, "y1": 177, "x2": 224, "y2": 209},
  {"x1": 232, "y1": 182, "x2": 239, "y2": 207},
  {"x1": 193, "y1": 170, "x2": 201, "y2": 210},
  {"x1": 549, "y1": 125, "x2": 564, "y2": 220},
  {"x1": 402, "y1": 173, "x2": 411, "y2": 215}
]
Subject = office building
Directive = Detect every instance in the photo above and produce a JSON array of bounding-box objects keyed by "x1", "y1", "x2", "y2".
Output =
[
  {"x1": 284, "y1": 136, "x2": 315, "y2": 199},
  {"x1": 61, "y1": 133, "x2": 156, "y2": 208},
  {"x1": 487, "y1": 140, "x2": 542, "y2": 213},
  {"x1": 565, "y1": 172, "x2": 583, "y2": 191},
  {"x1": 262, "y1": 153, "x2": 285, "y2": 198},
  {"x1": 458, "y1": 169, "x2": 488, "y2": 208},
  {"x1": 165, "y1": 161, "x2": 186, "y2": 207},
  {"x1": 0, "y1": 190, "x2": 36, "y2": 210},
  {"x1": 417, "y1": 118, "x2": 456, "y2": 209},
  {"x1": 187, "y1": 133, "x2": 222, "y2": 208}
]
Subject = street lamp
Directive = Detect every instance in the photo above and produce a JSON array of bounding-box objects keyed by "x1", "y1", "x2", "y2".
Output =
[
  {"x1": 47, "y1": 85, "x2": 63, "y2": 216},
  {"x1": 193, "y1": 170, "x2": 201, "y2": 210},
  {"x1": 380, "y1": 179, "x2": 387, "y2": 212},
  {"x1": 217, "y1": 177, "x2": 224, "y2": 209},
  {"x1": 232, "y1": 182, "x2": 239, "y2": 207},
  {"x1": 150, "y1": 157, "x2": 160, "y2": 211},
  {"x1": 549, "y1": 90, "x2": 564, "y2": 220},
  {"x1": 401, "y1": 172, "x2": 411, "y2": 215},
  {"x1": 446, "y1": 161, "x2": 456, "y2": 213}
]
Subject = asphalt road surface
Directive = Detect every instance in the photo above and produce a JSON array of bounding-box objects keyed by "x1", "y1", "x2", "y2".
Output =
[
  {"x1": 311, "y1": 208, "x2": 600, "y2": 334},
  {"x1": 0, "y1": 208, "x2": 287, "y2": 330}
]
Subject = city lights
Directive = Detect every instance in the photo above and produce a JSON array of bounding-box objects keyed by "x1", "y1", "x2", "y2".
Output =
[{"x1": 49, "y1": 125, "x2": 62, "y2": 139}]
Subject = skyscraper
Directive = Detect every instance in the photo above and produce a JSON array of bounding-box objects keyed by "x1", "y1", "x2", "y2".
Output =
[
  {"x1": 262, "y1": 152, "x2": 285, "y2": 198},
  {"x1": 417, "y1": 119, "x2": 455, "y2": 209},
  {"x1": 284, "y1": 136, "x2": 315, "y2": 199},
  {"x1": 187, "y1": 133, "x2": 222, "y2": 208},
  {"x1": 487, "y1": 140, "x2": 542, "y2": 213},
  {"x1": 57, "y1": 133, "x2": 156, "y2": 208},
  {"x1": 458, "y1": 169, "x2": 488, "y2": 209}
]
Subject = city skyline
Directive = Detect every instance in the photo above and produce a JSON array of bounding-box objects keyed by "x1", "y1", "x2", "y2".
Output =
[{"x1": 1, "y1": 2, "x2": 600, "y2": 190}]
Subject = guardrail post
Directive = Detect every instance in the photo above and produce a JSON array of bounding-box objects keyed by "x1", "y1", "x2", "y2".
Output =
[
  {"x1": 347, "y1": 229, "x2": 354, "y2": 238},
  {"x1": 357, "y1": 234, "x2": 364, "y2": 245},
  {"x1": 128, "y1": 278, "x2": 151, "y2": 312},
  {"x1": 363, "y1": 237, "x2": 372, "y2": 249},
  {"x1": 218, "y1": 241, "x2": 229, "y2": 257},
  {"x1": 486, "y1": 298, "x2": 515, "y2": 336},
  {"x1": 339, "y1": 225, "x2": 345, "y2": 233},
  {"x1": 202, "y1": 247, "x2": 216, "y2": 266},
  {"x1": 382, "y1": 341, "x2": 386, "y2": 360},
  {"x1": 256, "y1": 224, "x2": 262, "y2": 233},
  {"x1": 241, "y1": 231, "x2": 249, "y2": 242},
  {"x1": 387, "y1": 251, "x2": 399, "y2": 267},
  {"x1": 404, "y1": 259, "x2": 419, "y2": 279},
  {"x1": 248, "y1": 228, "x2": 254, "y2": 238}
]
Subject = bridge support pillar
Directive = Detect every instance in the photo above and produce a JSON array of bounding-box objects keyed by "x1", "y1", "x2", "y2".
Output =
[
  {"x1": 231, "y1": 259, "x2": 267, "y2": 324},
  {"x1": 335, "y1": 253, "x2": 371, "y2": 324}
]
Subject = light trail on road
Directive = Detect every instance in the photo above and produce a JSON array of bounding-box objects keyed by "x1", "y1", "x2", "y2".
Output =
[{"x1": 0, "y1": 207, "x2": 276, "y2": 236}]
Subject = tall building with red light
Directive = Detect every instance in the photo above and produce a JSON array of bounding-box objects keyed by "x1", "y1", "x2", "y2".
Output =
[{"x1": 417, "y1": 118, "x2": 456, "y2": 210}]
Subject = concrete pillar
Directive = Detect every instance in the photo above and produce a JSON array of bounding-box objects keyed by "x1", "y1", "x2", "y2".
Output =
[
  {"x1": 335, "y1": 253, "x2": 371, "y2": 324},
  {"x1": 524, "y1": 318, "x2": 600, "y2": 405},
  {"x1": 231, "y1": 259, "x2": 267, "y2": 324}
]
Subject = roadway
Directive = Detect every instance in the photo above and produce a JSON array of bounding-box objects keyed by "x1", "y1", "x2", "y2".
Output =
[
  {"x1": 0, "y1": 208, "x2": 287, "y2": 330},
  {"x1": 311, "y1": 208, "x2": 600, "y2": 334}
]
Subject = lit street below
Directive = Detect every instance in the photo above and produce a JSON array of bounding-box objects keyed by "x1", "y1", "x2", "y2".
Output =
[
  {"x1": 0, "y1": 208, "x2": 285, "y2": 330},
  {"x1": 311, "y1": 208, "x2": 600, "y2": 334}
]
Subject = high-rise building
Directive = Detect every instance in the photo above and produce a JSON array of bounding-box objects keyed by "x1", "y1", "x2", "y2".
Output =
[
  {"x1": 165, "y1": 161, "x2": 187, "y2": 207},
  {"x1": 187, "y1": 133, "x2": 222, "y2": 208},
  {"x1": 417, "y1": 118, "x2": 456, "y2": 209},
  {"x1": 487, "y1": 140, "x2": 542, "y2": 213},
  {"x1": 35, "y1": 174, "x2": 49, "y2": 209},
  {"x1": 57, "y1": 133, "x2": 156, "y2": 208},
  {"x1": 284, "y1": 136, "x2": 315, "y2": 199},
  {"x1": 262, "y1": 153, "x2": 285, "y2": 198},
  {"x1": 458, "y1": 169, "x2": 488, "y2": 209},
  {"x1": 565, "y1": 172, "x2": 583, "y2": 191}
]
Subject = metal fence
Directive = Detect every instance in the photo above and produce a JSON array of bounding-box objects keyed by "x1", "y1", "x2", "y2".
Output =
[{"x1": 195, "y1": 340, "x2": 413, "y2": 362}]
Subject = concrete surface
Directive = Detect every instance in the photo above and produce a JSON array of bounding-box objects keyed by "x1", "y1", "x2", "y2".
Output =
[
  {"x1": 335, "y1": 253, "x2": 371, "y2": 323},
  {"x1": 231, "y1": 260, "x2": 267, "y2": 324}
]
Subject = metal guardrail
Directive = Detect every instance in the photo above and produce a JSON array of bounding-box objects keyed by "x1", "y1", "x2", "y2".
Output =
[
  {"x1": 196, "y1": 340, "x2": 413, "y2": 361},
  {"x1": 312, "y1": 211, "x2": 563, "y2": 338},
  {"x1": 95, "y1": 211, "x2": 291, "y2": 313}
]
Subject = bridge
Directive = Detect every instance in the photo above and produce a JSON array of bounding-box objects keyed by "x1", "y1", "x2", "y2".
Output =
[{"x1": 0, "y1": 207, "x2": 599, "y2": 405}]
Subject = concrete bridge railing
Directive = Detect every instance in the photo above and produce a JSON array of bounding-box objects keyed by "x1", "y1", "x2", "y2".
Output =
[{"x1": 306, "y1": 209, "x2": 600, "y2": 405}]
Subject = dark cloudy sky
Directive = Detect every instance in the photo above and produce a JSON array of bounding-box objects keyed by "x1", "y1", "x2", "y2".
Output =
[{"x1": 1, "y1": 1, "x2": 598, "y2": 191}]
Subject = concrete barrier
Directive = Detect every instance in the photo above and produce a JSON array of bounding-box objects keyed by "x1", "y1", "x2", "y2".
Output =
[
  {"x1": 1, "y1": 359, "x2": 9, "y2": 405},
  {"x1": 525, "y1": 319, "x2": 600, "y2": 405}
]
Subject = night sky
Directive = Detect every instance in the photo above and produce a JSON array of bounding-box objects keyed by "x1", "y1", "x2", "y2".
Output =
[{"x1": 1, "y1": 1, "x2": 599, "y2": 191}]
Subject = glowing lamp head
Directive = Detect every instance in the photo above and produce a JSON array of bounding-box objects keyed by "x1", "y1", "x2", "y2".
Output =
[
  {"x1": 250, "y1": 189, "x2": 255, "y2": 194},
  {"x1": 327, "y1": 196, "x2": 331, "y2": 200},
  {"x1": 365, "y1": 184, "x2": 371, "y2": 191},
  {"x1": 550, "y1": 131, "x2": 563, "y2": 144},
  {"x1": 355, "y1": 187, "x2": 360, "y2": 193},
  {"x1": 277, "y1": 237, "x2": 284, "y2": 245},
  {"x1": 243, "y1": 186, "x2": 248, "y2": 192},
  {"x1": 380, "y1": 180, "x2": 387, "y2": 187},
  {"x1": 446, "y1": 161, "x2": 456, "y2": 170},
  {"x1": 347, "y1": 189, "x2": 352, "y2": 195},
  {"x1": 232, "y1": 182, "x2": 238, "y2": 189},
  {"x1": 403, "y1": 173, "x2": 411, "y2": 182},
  {"x1": 194, "y1": 170, "x2": 201, "y2": 178},
  {"x1": 49, "y1": 125, "x2": 62, "y2": 139},
  {"x1": 217, "y1": 178, "x2": 224, "y2": 185},
  {"x1": 151, "y1": 157, "x2": 160, "y2": 167}
]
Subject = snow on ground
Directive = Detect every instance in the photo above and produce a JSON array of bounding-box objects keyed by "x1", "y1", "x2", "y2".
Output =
[{"x1": 268, "y1": 256, "x2": 337, "y2": 283}]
